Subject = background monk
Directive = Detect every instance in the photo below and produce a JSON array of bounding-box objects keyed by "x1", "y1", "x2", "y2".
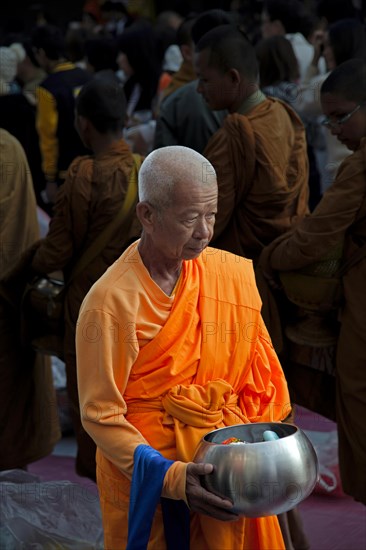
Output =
[
  {"x1": 76, "y1": 145, "x2": 292, "y2": 549},
  {"x1": 0, "y1": 130, "x2": 60, "y2": 471},
  {"x1": 25, "y1": 75, "x2": 141, "y2": 481},
  {"x1": 259, "y1": 59, "x2": 366, "y2": 508},
  {"x1": 194, "y1": 24, "x2": 309, "y2": 264}
]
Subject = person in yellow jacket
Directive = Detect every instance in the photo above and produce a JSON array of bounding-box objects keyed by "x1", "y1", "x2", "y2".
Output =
[
  {"x1": 76, "y1": 145, "x2": 292, "y2": 549},
  {"x1": 31, "y1": 24, "x2": 91, "y2": 205}
]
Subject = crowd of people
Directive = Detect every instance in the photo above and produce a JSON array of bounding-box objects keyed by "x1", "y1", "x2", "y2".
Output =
[{"x1": 1, "y1": 0, "x2": 366, "y2": 548}]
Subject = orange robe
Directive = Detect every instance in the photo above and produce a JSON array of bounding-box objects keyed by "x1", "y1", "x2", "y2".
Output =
[
  {"x1": 263, "y1": 138, "x2": 366, "y2": 504},
  {"x1": 206, "y1": 96, "x2": 309, "y2": 261},
  {"x1": 76, "y1": 242, "x2": 291, "y2": 549}
]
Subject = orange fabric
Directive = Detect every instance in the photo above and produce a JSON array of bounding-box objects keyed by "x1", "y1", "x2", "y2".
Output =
[
  {"x1": 76, "y1": 242, "x2": 290, "y2": 549},
  {"x1": 161, "y1": 60, "x2": 196, "y2": 101},
  {"x1": 158, "y1": 72, "x2": 173, "y2": 93},
  {"x1": 207, "y1": 97, "x2": 309, "y2": 261}
]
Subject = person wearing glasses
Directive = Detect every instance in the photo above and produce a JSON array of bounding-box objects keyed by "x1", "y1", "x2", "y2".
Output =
[
  {"x1": 294, "y1": 18, "x2": 366, "y2": 194},
  {"x1": 260, "y1": 58, "x2": 366, "y2": 507}
]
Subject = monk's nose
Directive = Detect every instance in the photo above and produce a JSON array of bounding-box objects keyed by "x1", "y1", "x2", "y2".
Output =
[{"x1": 194, "y1": 218, "x2": 211, "y2": 239}]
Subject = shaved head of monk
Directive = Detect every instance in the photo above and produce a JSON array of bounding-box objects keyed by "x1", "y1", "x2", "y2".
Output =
[
  {"x1": 136, "y1": 146, "x2": 218, "y2": 270},
  {"x1": 194, "y1": 24, "x2": 259, "y2": 112}
]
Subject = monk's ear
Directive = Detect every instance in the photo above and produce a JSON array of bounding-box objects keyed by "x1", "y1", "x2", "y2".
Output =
[
  {"x1": 227, "y1": 68, "x2": 241, "y2": 86},
  {"x1": 181, "y1": 42, "x2": 194, "y2": 63},
  {"x1": 136, "y1": 201, "x2": 155, "y2": 233}
]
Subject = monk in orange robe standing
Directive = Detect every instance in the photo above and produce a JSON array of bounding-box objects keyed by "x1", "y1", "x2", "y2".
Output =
[
  {"x1": 76, "y1": 145, "x2": 292, "y2": 549},
  {"x1": 194, "y1": 24, "x2": 309, "y2": 263}
]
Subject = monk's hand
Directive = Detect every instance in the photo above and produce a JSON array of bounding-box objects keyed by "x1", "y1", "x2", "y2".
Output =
[{"x1": 185, "y1": 463, "x2": 239, "y2": 522}]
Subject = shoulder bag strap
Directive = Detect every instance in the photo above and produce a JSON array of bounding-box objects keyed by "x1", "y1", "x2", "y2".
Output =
[{"x1": 68, "y1": 153, "x2": 142, "y2": 284}]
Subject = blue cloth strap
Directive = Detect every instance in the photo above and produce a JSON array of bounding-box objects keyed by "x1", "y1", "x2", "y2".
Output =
[{"x1": 126, "y1": 444, "x2": 190, "y2": 550}]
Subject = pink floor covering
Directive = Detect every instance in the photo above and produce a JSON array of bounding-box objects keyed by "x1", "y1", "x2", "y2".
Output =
[{"x1": 28, "y1": 406, "x2": 366, "y2": 549}]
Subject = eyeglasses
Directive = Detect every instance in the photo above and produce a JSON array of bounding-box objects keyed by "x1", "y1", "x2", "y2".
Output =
[{"x1": 321, "y1": 103, "x2": 363, "y2": 130}]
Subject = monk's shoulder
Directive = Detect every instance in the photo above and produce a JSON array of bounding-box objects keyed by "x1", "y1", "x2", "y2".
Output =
[
  {"x1": 199, "y1": 247, "x2": 261, "y2": 308},
  {"x1": 202, "y1": 246, "x2": 252, "y2": 269},
  {"x1": 80, "y1": 242, "x2": 141, "y2": 314}
]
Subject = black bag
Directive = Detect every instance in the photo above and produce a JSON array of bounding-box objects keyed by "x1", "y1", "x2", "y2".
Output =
[{"x1": 22, "y1": 272, "x2": 65, "y2": 358}]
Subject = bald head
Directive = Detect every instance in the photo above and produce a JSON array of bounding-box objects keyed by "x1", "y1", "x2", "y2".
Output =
[
  {"x1": 195, "y1": 24, "x2": 258, "y2": 82},
  {"x1": 138, "y1": 146, "x2": 217, "y2": 210}
]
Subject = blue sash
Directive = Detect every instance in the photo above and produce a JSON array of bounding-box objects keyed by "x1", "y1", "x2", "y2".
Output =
[{"x1": 126, "y1": 444, "x2": 190, "y2": 550}]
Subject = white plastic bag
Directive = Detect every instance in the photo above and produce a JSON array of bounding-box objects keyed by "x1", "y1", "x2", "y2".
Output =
[
  {"x1": 0, "y1": 470, "x2": 103, "y2": 548},
  {"x1": 304, "y1": 430, "x2": 343, "y2": 496}
]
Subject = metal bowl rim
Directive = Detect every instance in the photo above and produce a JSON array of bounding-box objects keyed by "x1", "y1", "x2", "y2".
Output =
[{"x1": 201, "y1": 422, "x2": 301, "y2": 446}]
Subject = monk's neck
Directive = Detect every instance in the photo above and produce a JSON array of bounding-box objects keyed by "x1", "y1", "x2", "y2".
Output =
[
  {"x1": 138, "y1": 239, "x2": 182, "y2": 295},
  {"x1": 230, "y1": 88, "x2": 266, "y2": 114}
]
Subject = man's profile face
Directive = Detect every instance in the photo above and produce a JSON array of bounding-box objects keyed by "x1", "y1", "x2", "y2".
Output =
[
  {"x1": 150, "y1": 173, "x2": 218, "y2": 262},
  {"x1": 321, "y1": 92, "x2": 366, "y2": 151},
  {"x1": 194, "y1": 48, "x2": 235, "y2": 111}
]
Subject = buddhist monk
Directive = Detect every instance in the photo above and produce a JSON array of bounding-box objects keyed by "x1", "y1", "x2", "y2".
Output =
[
  {"x1": 29, "y1": 74, "x2": 142, "y2": 480},
  {"x1": 194, "y1": 24, "x2": 309, "y2": 263},
  {"x1": 76, "y1": 145, "x2": 292, "y2": 549},
  {"x1": 260, "y1": 58, "x2": 366, "y2": 507}
]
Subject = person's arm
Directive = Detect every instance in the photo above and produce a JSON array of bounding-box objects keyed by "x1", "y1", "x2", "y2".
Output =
[
  {"x1": 31, "y1": 157, "x2": 91, "y2": 274},
  {"x1": 301, "y1": 30, "x2": 324, "y2": 85},
  {"x1": 269, "y1": 150, "x2": 366, "y2": 271},
  {"x1": 76, "y1": 306, "x2": 151, "y2": 473},
  {"x1": 76, "y1": 304, "x2": 238, "y2": 515}
]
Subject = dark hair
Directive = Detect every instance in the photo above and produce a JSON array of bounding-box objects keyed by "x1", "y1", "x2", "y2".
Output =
[
  {"x1": 191, "y1": 9, "x2": 233, "y2": 45},
  {"x1": 117, "y1": 19, "x2": 161, "y2": 111},
  {"x1": 328, "y1": 18, "x2": 366, "y2": 67},
  {"x1": 317, "y1": 0, "x2": 359, "y2": 25},
  {"x1": 22, "y1": 37, "x2": 40, "y2": 67},
  {"x1": 85, "y1": 36, "x2": 118, "y2": 72},
  {"x1": 101, "y1": 0, "x2": 129, "y2": 15},
  {"x1": 256, "y1": 35, "x2": 299, "y2": 86},
  {"x1": 195, "y1": 24, "x2": 258, "y2": 81},
  {"x1": 31, "y1": 24, "x2": 65, "y2": 60},
  {"x1": 76, "y1": 75, "x2": 127, "y2": 133},
  {"x1": 321, "y1": 58, "x2": 366, "y2": 103},
  {"x1": 65, "y1": 27, "x2": 90, "y2": 63},
  {"x1": 176, "y1": 13, "x2": 197, "y2": 47},
  {"x1": 263, "y1": 0, "x2": 310, "y2": 35},
  {"x1": 2, "y1": 34, "x2": 40, "y2": 67}
]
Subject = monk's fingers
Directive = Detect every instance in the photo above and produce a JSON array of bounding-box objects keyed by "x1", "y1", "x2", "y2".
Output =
[
  {"x1": 186, "y1": 462, "x2": 214, "y2": 477},
  {"x1": 185, "y1": 475, "x2": 239, "y2": 520}
]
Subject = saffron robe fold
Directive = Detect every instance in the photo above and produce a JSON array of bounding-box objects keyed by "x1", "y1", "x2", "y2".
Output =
[
  {"x1": 206, "y1": 97, "x2": 309, "y2": 261},
  {"x1": 76, "y1": 242, "x2": 291, "y2": 549}
]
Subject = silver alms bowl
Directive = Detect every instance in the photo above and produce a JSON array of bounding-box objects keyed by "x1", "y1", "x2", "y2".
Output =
[{"x1": 193, "y1": 422, "x2": 319, "y2": 517}]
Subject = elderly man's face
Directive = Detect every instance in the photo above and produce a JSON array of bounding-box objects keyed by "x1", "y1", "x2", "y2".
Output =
[{"x1": 151, "y1": 176, "x2": 218, "y2": 261}]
